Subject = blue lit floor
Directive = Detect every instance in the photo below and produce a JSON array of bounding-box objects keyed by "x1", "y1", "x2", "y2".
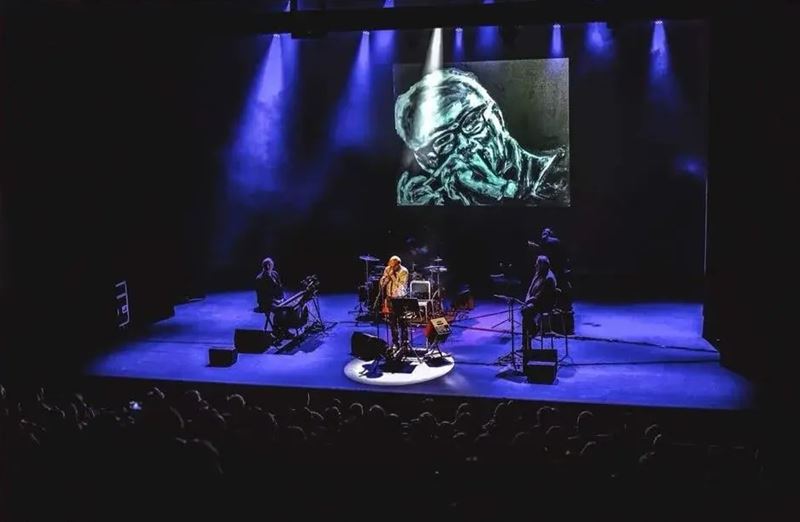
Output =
[{"x1": 86, "y1": 292, "x2": 753, "y2": 411}]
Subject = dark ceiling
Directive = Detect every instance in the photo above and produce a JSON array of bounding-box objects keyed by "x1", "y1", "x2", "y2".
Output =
[{"x1": 4, "y1": 0, "x2": 787, "y2": 34}]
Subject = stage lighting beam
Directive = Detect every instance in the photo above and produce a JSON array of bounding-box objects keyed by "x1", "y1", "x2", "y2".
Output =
[{"x1": 424, "y1": 27, "x2": 443, "y2": 74}]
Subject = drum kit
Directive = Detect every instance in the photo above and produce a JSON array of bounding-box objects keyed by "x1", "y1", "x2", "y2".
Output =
[
  {"x1": 356, "y1": 253, "x2": 449, "y2": 323},
  {"x1": 355, "y1": 255, "x2": 382, "y2": 315}
]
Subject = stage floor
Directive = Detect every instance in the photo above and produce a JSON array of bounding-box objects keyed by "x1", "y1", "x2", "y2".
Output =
[{"x1": 86, "y1": 292, "x2": 754, "y2": 411}]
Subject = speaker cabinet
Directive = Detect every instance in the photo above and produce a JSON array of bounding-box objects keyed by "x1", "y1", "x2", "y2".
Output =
[
  {"x1": 209, "y1": 346, "x2": 238, "y2": 367},
  {"x1": 424, "y1": 317, "x2": 451, "y2": 343},
  {"x1": 234, "y1": 329, "x2": 270, "y2": 353},
  {"x1": 523, "y1": 349, "x2": 558, "y2": 384},
  {"x1": 351, "y1": 332, "x2": 388, "y2": 361}
]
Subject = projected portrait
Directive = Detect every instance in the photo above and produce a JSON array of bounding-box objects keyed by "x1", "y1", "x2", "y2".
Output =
[{"x1": 394, "y1": 66, "x2": 570, "y2": 206}]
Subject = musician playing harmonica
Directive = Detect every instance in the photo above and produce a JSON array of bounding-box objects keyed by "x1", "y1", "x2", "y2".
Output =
[{"x1": 380, "y1": 255, "x2": 409, "y2": 347}]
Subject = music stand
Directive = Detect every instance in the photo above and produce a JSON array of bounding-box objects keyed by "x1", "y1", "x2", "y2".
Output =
[
  {"x1": 389, "y1": 297, "x2": 423, "y2": 364},
  {"x1": 390, "y1": 297, "x2": 419, "y2": 316},
  {"x1": 490, "y1": 274, "x2": 522, "y2": 330},
  {"x1": 493, "y1": 294, "x2": 525, "y2": 370},
  {"x1": 305, "y1": 286, "x2": 327, "y2": 333}
]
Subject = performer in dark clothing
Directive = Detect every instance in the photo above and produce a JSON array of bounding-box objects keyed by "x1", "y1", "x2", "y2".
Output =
[
  {"x1": 254, "y1": 257, "x2": 284, "y2": 314},
  {"x1": 522, "y1": 256, "x2": 558, "y2": 350},
  {"x1": 528, "y1": 227, "x2": 572, "y2": 310}
]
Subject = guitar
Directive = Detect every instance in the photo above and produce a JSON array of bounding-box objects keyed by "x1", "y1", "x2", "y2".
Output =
[{"x1": 378, "y1": 266, "x2": 397, "y2": 316}]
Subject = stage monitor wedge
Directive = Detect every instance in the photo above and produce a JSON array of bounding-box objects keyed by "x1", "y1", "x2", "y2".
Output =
[
  {"x1": 234, "y1": 329, "x2": 270, "y2": 353},
  {"x1": 425, "y1": 317, "x2": 451, "y2": 344},
  {"x1": 209, "y1": 346, "x2": 238, "y2": 367},
  {"x1": 523, "y1": 348, "x2": 557, "y2": 384},
  {"x1": 351, "y1": 331, "x2": 388, "y2": 361}
]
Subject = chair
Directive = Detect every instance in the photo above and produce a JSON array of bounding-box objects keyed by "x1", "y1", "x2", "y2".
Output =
[
  {"x1": 533, "y1": 289, "x2": 571, "y2": 359},
  {"x1": 410, "y1": 280, "x2": 432, "y2": 322},
  {"x1": 534, "y1": 312, "x2": 569, "y2": 351}
]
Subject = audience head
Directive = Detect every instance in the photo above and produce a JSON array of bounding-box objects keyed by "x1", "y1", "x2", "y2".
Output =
[
  {"x1": 184, "y1": 438, "x2": 223, "y2": 477},
  {"x1": 310, "y1": 411, "x2": 324, "y2": 427},
  {"x1": 437, "y1": 420, "x2": 454, "y2": 440},
  {"x1": 418, "y1": 411, "x2": 437, "y2": 436},
  {"x1": 3, "y1": 381, "x2": 760, "y2": 521},
  {"x1": 536, "y1": 406, "x2": 557, "y2": 429},
  {"x1": 576, "y1": 410, "x2": 596, "y2": 438},
  {"x1": 324, "y1": 406, "x2": 342, "y2": 426},
  {"x1": 285, "y1": 425, "x2": 307, "y2": 444},
  {"x1": 144, "y1": 387, "x2": 166, "y2": 409},
  {"x1": 511, "y1": 431, "x2": 534, "y2": 449},
  {"x1": 652, "y1": 432, "x2": 669, "y2": 451},
  {"x1": 183, "y1": 389, "x2": 202, "y2": 405},
  {"x1": 493, "y1": 401, "x2": 510, "y2": 425},
  {"x1": 226, "y1": 393, "x2": 247, "y2": 414},
  {"x1": 454, "y1": 411, "x2": 475, "y2": 435},
  {"x1": 349, "y1": 402, "x2": 364, "y2": 417},
  {"x1": 367, "y1": 404, "x2": 386, "y2": 423},
  {"x1": 644, "y1": 423, "x2": 662, "y2": 446},
  {"x1": 456, "y1": 402, "x2": 472, "y2": 415}
]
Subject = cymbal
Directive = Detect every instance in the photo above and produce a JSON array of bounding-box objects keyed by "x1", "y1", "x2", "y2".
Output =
[
  {"x1": 425, "y1": 265, "x2": 448, "y2": 273},
  {"x1": 432, "y1": 257, "x2": 444, "y2": 263},
  {"x1": 359, "y1": 255, "x2": 379, "y2": 262}
]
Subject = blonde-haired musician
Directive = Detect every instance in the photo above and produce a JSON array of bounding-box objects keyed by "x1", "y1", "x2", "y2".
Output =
[{"x1": 381, "y1": 255, "x2": 410, "y2": 347}]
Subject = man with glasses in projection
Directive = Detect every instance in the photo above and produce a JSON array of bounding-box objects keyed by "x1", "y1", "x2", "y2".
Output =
[{"x1": 395, "y1": 68, "x2": 568, "y2": 206}]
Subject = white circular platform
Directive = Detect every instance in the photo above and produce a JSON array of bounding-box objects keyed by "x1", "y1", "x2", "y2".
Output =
[{"x1": 344, "y1": 352, "x2": 455, "y2": 386}]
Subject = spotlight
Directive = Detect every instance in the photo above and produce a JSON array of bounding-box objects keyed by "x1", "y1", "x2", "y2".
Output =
[
  {"x1": 363, "y1": 30, "x2": 370, "y2": 35},
  {"x1": 551, "y1": 23, "x2": 563, "y2": 57},
  {"x1": 655, "y1": 20, "x2": 663, "y2": 25},
  {"x1": 454, "y1": 26, "x2": 464, "y2": 61},
  {"x1": 424, "y1": 27, "x2": 443, "y2": 73}
]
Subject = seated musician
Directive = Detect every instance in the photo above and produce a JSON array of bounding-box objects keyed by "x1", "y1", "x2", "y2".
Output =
[
  {"x1": 528, "y1": 227, "x2": 572, "y2": 311},
  {"x1": 522, "y1": 255, "x2": 558, "y2": 351},
  {"x1": 254, "y1": 257, "x2": 285, "y2": 330},
  {"x1": 381, "y1": 255, "x2": 410, "y2": 348}
]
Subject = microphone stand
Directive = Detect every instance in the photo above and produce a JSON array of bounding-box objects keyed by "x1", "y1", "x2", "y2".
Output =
[
  {"x1": 373, "y1": 276, "x2": 389, "y2": 343},
  {"x1": 493, "y1": 294, "x2": 525, "y2": 370},
  {"x1": 307, "y1": 288, "x2": 326, "y2": 333}
]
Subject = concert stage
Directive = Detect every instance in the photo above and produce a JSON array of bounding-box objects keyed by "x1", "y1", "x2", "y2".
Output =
[{"x1": 86, "y1": 292, "x2": 754, "y2": 411}]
